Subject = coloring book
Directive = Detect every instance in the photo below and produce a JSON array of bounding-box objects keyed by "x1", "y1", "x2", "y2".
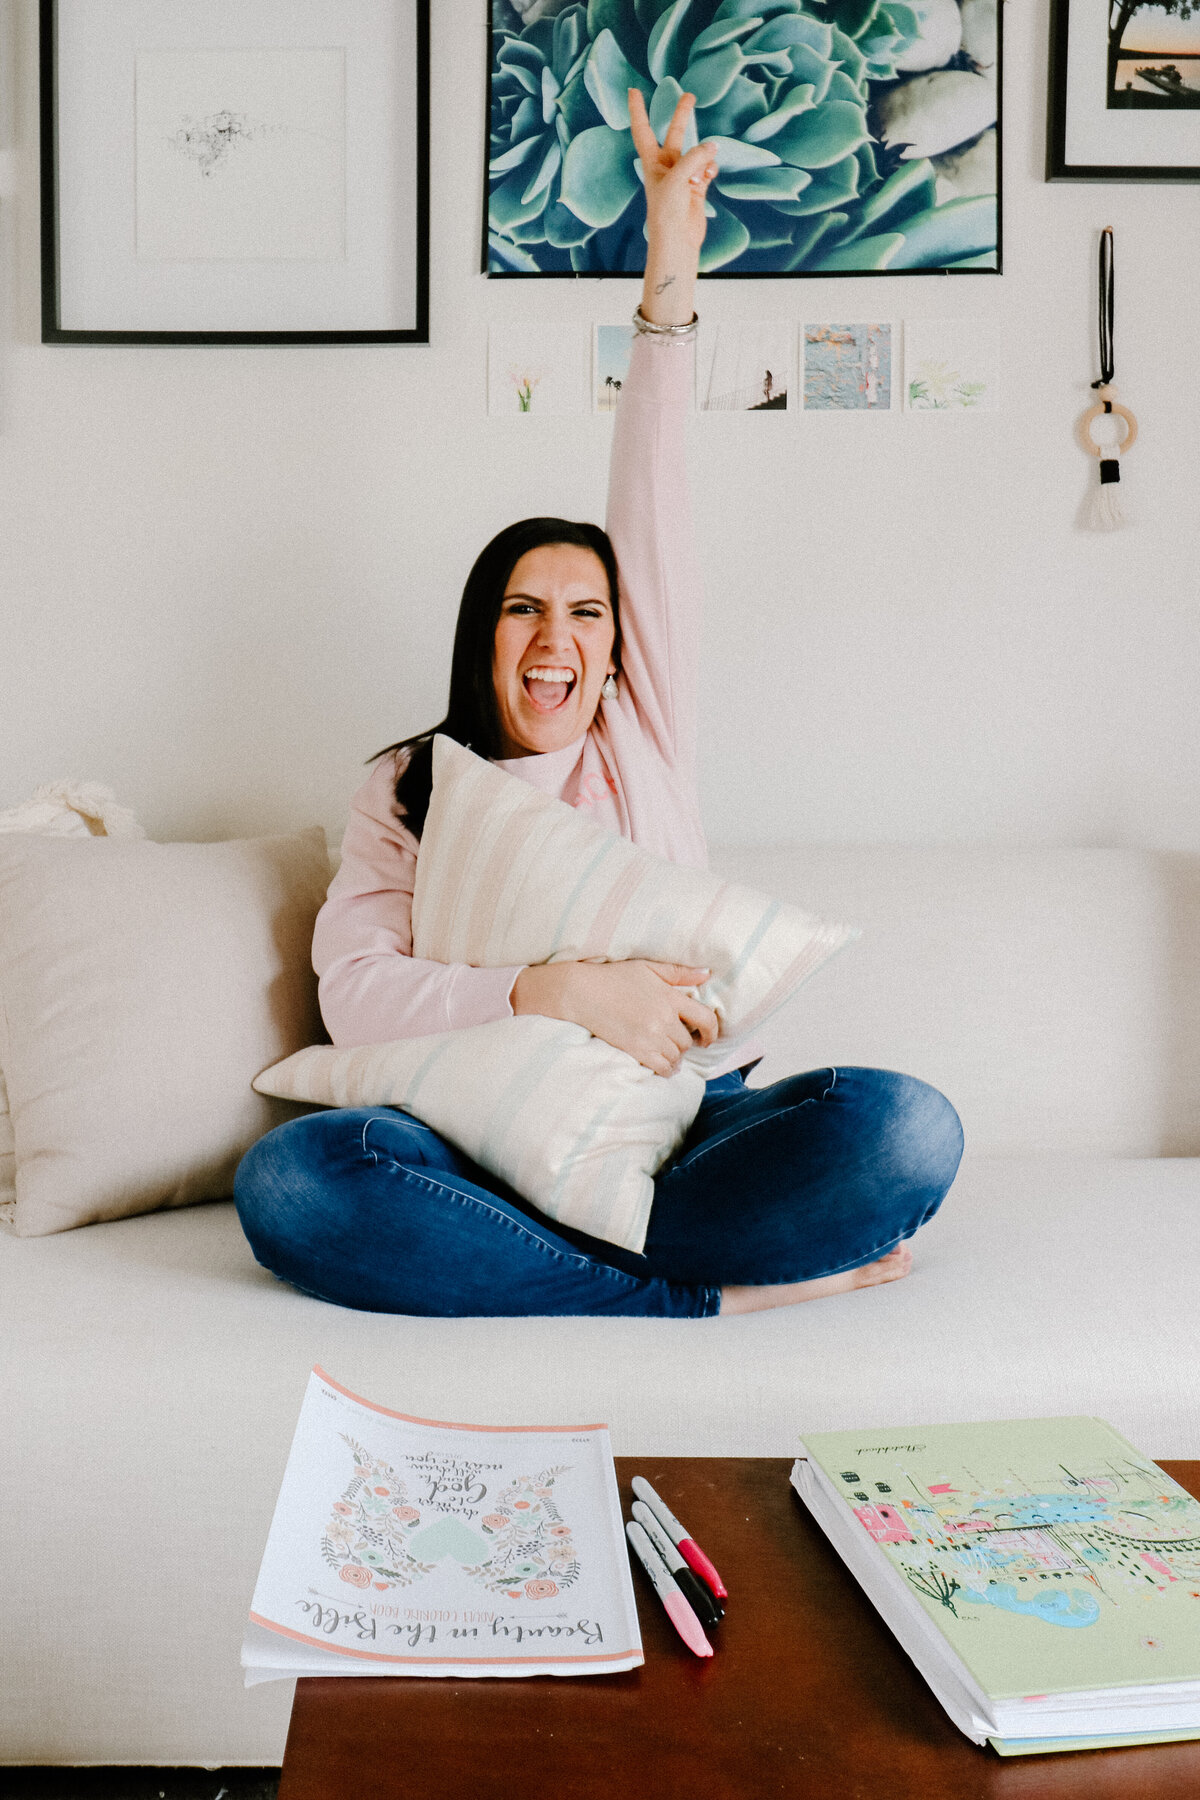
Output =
[
  {"x1": 243, "y1": 1367, "x2": 642, "y2": 1682},
  {"x1": 794, "y1": 1417, "x2": 1200, "y2": 1752}
]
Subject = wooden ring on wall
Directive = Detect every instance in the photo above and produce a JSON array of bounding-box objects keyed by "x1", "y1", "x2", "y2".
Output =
[{"x1": 1078, "y1": 397, "x2": 1138, "y2": 459}]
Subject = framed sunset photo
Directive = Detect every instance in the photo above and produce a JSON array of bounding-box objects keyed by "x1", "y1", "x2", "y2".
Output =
[{"x1": 1048, "y1": 0, "x2": 1200, "y2": 179}]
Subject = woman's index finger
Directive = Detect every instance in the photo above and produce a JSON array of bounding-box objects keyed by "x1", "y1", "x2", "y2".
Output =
[
  {"x1": 647, "y1": 962, "x2": 711, "y2": 984},
  {"x1": 627, "y1": 86, "x2": 658, "y2": 163}
]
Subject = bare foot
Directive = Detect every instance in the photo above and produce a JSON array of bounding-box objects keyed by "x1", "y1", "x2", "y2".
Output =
[{"x1": 719, "y1": 1244, "x2": 913, "y2": 1316}]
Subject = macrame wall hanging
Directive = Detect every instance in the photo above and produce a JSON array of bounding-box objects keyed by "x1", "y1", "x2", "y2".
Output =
[{"x1": 1078, "y1": 227, "x2": 1138, "y2": 531}]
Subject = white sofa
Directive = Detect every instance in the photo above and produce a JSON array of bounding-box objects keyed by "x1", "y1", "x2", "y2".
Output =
[{"x1": 3, "y1": 843, "x2": 1199, "y2": 1767}]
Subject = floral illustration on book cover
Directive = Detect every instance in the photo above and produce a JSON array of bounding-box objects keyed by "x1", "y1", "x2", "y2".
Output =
[{"x1": 323, "y1": 1438, "x2": 582, "y2": 1602}]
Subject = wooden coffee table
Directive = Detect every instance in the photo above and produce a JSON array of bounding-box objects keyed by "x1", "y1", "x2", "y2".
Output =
[{"x1": 278, "y1": 1456, "x2": 1200, "y2": 1800}]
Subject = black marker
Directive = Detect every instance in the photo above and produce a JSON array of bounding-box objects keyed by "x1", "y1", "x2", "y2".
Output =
[
  {"x1": 631, "y1": 1501, "x2": 724, "y2": 1628},
  {"x1": 631, "y1": 1475, "x2": 729, "y2": 1599}
]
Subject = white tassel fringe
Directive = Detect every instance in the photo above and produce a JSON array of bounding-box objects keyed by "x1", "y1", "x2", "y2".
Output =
[{"x1": 1086, "y1": 446, "x2": 1126, "y2": 531}]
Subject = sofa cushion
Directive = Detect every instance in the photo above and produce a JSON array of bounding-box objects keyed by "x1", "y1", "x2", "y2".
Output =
[{"x1": 0, "y1": 829, "x2": 329, "y2": 1236}]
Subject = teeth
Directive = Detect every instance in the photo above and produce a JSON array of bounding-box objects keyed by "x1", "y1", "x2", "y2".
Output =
[{"x1": 525, "y1": 669, "x2": 575, "y2": 683}]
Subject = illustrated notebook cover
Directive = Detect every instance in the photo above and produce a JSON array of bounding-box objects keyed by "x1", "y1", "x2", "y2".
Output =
[
  {"x1": 243, "y1": 1366, "x2": 643, "y2": 1682},
  {"x1": 794, "y1": 1416, "x2": 1200, "y2": 1749}
]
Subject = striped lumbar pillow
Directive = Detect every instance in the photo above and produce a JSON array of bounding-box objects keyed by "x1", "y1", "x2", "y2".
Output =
[{"x1": 254, "y1": 737, "x2": 857, "y2": 1254}]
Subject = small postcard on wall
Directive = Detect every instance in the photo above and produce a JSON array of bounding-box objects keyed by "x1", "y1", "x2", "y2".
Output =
[
  {"x1": 803, "y1": 323, "x2": 892, "y2": 411},
  {"x1": 243, "y1": 1367, "x2": 642, "y2": 1682},
  {"x1": 904, "y1": 320, "x2": 998, "y2": 412},
  {"x1": 488, "y1": 325, "x2": 588, "y2": 417},
  {"x1": 594, "y1": 324, "x2": 636, "y2": 413},
  {"x1": 696, "y1": 322, "x2": 790, "y2": 413}
]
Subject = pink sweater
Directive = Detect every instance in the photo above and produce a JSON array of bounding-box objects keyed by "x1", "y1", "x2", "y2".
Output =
[{"x1": 313, "y1": 332, "x2": 749, "y2": 1081}]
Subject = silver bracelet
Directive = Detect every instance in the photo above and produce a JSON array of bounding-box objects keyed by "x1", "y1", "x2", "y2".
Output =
[{"x1": 632, "y1": 305, "x2": 699, "y2": 338}]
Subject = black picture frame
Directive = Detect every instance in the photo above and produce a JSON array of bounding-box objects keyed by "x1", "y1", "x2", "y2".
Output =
[
  {"x1": 484, "y1": 0, "x2": 1003, "y2": 280},
  {"x1": 40, "y1": 0, "x2": 430, "y2": 344},
  {"x1": 1048, "y1": 0, "x2": 1200, "y2": 181}
]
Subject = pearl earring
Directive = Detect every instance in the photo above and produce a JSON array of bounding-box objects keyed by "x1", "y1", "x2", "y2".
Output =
[{"x1": 601, "y1": 674, "x2": 618, "y2": 700}]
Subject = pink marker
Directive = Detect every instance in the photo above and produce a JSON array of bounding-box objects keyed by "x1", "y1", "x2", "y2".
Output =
[
  {"x1": 632, "y1": 1476, "x2": 729, "y2": 1601},
  {"x1": 626, "y1": 1522, "x2": 713, "y2": 1658}
]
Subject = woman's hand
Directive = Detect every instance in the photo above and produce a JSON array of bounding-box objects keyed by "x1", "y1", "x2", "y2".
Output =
[
  {"x1": 628, "y1": 88, "x2": 717, "y2": 326},
  {"x1": 512, "y1": 959, "x2": 720, "y2": 1077}
]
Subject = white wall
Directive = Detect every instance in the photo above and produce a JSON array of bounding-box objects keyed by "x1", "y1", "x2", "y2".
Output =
[{"x1": 1, "y1": 0, "x2": 1198, "y2": 852}]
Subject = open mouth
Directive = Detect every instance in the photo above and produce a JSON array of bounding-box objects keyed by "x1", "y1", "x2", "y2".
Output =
[{"x1": 522, "y1": 669, "x2": 577, "y2": 714}]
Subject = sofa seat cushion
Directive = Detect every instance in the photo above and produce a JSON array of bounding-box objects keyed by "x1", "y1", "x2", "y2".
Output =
[{"x1": 1, "y1": 1154, "x2": 1198, "y2": 1764}]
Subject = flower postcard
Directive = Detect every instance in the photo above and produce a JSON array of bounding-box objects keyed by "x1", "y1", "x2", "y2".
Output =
[{"x1": 488, "y1": 323, "x2": 589, "y2": 415}]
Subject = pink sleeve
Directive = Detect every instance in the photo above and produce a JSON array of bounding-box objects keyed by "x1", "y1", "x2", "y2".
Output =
[
  {"x1": 311, "y1": 756, "x2": 524, "y2": 1046},
  {"x1": 604, "y1": 331, "x2": 702, "y2": 781}
]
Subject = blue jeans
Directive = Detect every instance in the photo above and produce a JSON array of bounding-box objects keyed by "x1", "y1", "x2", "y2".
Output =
[{"x1": 234, "y1": 1066, "x2": 963, "y2": 1319}]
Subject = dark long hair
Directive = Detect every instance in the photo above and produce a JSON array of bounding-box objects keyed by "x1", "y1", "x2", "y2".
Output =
[{"x1": 369, "y1": 517, "x2": 622, "y2": 839}]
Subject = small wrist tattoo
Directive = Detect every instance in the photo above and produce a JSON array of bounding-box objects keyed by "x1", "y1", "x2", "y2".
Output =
[{"x1": 654, "y1": 275, "x2": 676, "y2": 295}]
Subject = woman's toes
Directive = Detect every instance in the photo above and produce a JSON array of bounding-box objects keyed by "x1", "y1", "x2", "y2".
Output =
[{"x1": 852, "y1": 1244, "x2": 913, "y2": 1289}]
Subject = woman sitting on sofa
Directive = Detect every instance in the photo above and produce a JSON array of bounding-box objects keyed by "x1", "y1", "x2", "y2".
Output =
[{"x1": 234, "y1": 91, "x2": 963, "y2": 1319}]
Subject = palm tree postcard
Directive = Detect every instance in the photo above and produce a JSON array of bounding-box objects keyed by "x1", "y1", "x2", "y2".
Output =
[{"x1": 593, "y1": 323, "x2": 636, "y2": 411}]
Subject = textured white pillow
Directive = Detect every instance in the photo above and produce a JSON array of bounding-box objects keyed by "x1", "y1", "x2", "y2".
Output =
[
  {"x1": 256, "y1": 1016, "x2": 710, "y2": 1249},
  {"x1": 256, "y1": 739, "x2": 856, "y2": 1255},
  {"x1": 0, "y1": 829, "x2": 329, "y2": 1237}
]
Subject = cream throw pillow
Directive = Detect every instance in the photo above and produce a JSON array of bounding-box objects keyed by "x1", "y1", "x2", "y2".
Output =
[
  {"x1": 0, "y1": 780, "x2": 146, "y2": 1224},
  {"x1": 0, "y1": 829, "x2": 329, "y2": 1237},
  {"x1": 256, "y1": 738, "x2": 856, "y2": 1256}
]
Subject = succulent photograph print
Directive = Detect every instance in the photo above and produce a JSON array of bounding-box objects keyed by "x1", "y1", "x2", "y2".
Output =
[{"x1": 487, "y1": 0, "x2": 999, "y2": 275}]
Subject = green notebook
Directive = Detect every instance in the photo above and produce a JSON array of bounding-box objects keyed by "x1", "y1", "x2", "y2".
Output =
[{"x1": 793, "y1": 1417, "x2": 1200, "y2": 1755}]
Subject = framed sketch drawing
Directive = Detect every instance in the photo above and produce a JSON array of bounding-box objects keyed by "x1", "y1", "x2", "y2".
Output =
[
  {"x1": 40, "y1": 0, "x2": 430, "y2": 343},
  {"x1": 1048, "y1": 0, "x2": 1200, "y2": 179},
  {"x1": 486, "y1": 0, "x2": 1001, "y2": 278}
]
